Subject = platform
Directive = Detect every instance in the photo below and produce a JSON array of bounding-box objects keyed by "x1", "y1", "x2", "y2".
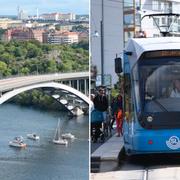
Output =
[{"x1": 91, "y1": 135, "x2": 124, "y2": 161}]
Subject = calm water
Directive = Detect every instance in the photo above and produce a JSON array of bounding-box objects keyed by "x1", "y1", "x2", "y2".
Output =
[{"x1": 0, "y1": 104, "x2": 89, "y2": 180}]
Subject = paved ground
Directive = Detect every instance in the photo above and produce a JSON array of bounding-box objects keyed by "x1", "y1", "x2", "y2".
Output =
[
  {"x1": 91, "y1": 126, "x2": 116, "y2": 153},
  {"x1": 91, "y1": 135, "x2": 123, "y2": 161}
]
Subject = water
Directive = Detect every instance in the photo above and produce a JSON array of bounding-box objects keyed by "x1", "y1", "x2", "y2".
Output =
[{"x1": 0, "y1": 104, "x2": 89, "y2": 180}]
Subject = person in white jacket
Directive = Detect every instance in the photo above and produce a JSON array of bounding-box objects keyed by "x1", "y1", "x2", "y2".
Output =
[{"x1": 170, "y1": 79, "x2": 180, "y2": 98}]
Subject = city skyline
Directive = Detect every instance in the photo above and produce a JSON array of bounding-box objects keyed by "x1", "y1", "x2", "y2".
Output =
[{"x1": 0, "y1": 0, "x2": 88, "y2": 16}]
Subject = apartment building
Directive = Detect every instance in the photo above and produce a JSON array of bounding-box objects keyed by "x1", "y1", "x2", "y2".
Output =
[
  {"x1": 62, "y1": 32, "x2": 78, "y2": 44},
  {"x1": 3, "y1": 28, "x2": 45, "y2": 42},
  {"x1": 78, "y1": 32, "x2": 88, "y2": 42},
  {"x1": 124, "y1": 0, "x2": 180, "y2": 45},
  {"x1": 43, "y1": 31, "x2": 78, "y2": 44},
  {"x1": 41, "y1": 13, "x2": 76, "y2": 21},
  {"x1": 41, "y1": 13, "x2": 59, "y2": 21}
]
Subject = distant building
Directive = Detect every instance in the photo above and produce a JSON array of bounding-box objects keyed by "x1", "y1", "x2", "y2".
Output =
[
  {"x1": 62, "y1": 31, "x2": 78, "y2": 44},
  {"x1": 43, "y1": 31, "x2": 78, "y2": 44},
  {"x1": 60, "y1": 13, "x2": 76, "y2": 21},
  {"x1": 18, "y1": 10, "x2": 28, "y2": 20},
  {"x1": 0, "y1": 18, "x2": 22, "y2": 29},
  {"x1": 76, "y1": 15, "x2": 89, "y2": 21},
  {"x1": 41, "y1": 13, "x2": 59, "y2": 21},
  {"x1": 43, "y1": 31, "x2": 63, "y2": 44},
  {"x1": 3, "y1": 28, "x2": 44, "y2": 42},
  {"x1": 56, "y1": 24, "x2": 73, "y2": 32},
  {"x1": 78, "y1": 32, "x2": 88, "y2": 42},
  {"x1": 40, "y1": 12, "x2": 76, "y2": 21}
]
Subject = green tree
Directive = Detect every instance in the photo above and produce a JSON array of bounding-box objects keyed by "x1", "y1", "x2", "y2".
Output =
[
  {"x1": 26, "y1": 43, "x2": 42, "y2": 58},
  {"x1": 20, "y1": 67, "x2": 30, "y2": 75},
  {"x1": 47, "y1": 59, "x2": 57, "y2": 73},
  {"x1": 0, "y1": 61, "x2": 7, "y2": 76}
]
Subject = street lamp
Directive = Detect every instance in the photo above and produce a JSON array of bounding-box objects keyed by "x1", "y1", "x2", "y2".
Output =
[{"x1": 101, "y1": 0, "x2": 104, "y2": 86}]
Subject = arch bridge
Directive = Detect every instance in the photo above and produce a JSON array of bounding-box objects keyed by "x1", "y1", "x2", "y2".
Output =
[{"x1": 0, "y1": 72, "x2": 91, "y2": 116}]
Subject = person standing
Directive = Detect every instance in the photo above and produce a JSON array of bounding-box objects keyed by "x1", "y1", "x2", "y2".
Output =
[
  {"x1": 93, "y1": 87, "x2": 108, "y2": 121},
  {"x1": 115, "y1": 94, "x2": 123, "y2": 136}
]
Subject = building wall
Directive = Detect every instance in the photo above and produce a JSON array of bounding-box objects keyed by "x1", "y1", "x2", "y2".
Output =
[
  {"x1": 3, "y1": 28, "x2": 45, "y2": 42},
  {"x1": 91, "y1": 0, "x2": 123, "y2": 85},
  {"x1": 137, "y1": 0, "x2": 180, "y2": 37},
  {"x1": 78, "y1": 32, "x2": 88, "y2": 42},
  {"x1": 43, "y1": 31, "x2": 78, "y2": 44}
]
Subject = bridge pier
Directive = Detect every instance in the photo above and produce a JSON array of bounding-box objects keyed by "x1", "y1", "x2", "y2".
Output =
[
  {"x1": 69, "y1": 80, "x2": 72, "y2": 87},
  {"x1": 77, "y1": 80, "x2": 79, "y2": 91}
]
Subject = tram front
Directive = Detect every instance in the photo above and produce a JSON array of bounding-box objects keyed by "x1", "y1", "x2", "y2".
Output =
[{"x1": 121, "y1": 37, "x2": 180, "y2": 154}]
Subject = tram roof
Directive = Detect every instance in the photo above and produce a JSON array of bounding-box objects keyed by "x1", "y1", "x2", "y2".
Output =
[{"x1": 125, "y1": 37, "x2": 180, "y2": 66}]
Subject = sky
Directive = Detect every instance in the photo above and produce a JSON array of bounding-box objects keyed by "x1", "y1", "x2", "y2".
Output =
[{"x1": 0, "y1": 0, "x2": 89, "y2": 16}]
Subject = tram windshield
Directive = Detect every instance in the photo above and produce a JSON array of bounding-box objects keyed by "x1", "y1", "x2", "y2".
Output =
[{"x1": 139, "y1": 57, "x2": 180, "y2": 113}]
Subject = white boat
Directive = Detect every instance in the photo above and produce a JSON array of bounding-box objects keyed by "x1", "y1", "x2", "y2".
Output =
[
  {"x1": 52, "y1": 94, "x2": 60, "y2": 99},
  {"x1": 27, "y1": 133, "x2": 40, "y2": 140},
  {"x1": 61, "y1": 133, "x2": 75, "y2": 139},
  {"x1": 53, "y1": 139, "x2": 68, "y2": 145},
  {"x1": 53, "y1": 119, "x2": 68, "y2": 145},
  {"x1": 60, "y1": 99, "x2": 68, "y2": 105},
  {"x1": 71, "y1": 107, "x2": 84, "y2": 116},
  {"x1": 9, "y1": 137, "x2": 27, "y2": 148},
  {"x1": 67, "y1": 105, "x2": 74, "y2": 110}
]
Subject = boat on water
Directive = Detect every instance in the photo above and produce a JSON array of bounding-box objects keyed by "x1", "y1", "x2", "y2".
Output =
[
  {"x1": 9, "y1": 136, "x2": 27, "y2": 148},
  {"x1": 61, "y1": 133, "x2": 75, "y2": 140},
  {"x1": 53, "y1": 119, "x2": 68, "y2": 145},
  {"x1": 27, "y1": 133, "x2": 40, "y2": 140}
]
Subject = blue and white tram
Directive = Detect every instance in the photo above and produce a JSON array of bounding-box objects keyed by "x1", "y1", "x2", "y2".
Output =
[{"x1": 116, "y1": 37, "x2": 180, "y2": 155}]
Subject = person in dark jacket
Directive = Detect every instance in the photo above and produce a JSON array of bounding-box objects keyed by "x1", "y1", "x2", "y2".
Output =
[{"x1": 93, "y1": 87, "x2": 108, "y2": 121}]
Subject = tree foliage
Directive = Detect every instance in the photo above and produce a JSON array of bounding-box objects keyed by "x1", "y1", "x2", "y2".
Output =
[{"x1": 0, "y1": 40, "x2": 88, "y2": 77}]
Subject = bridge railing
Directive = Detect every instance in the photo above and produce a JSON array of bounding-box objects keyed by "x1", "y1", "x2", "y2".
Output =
[{"x1": 0, "y1": 70, "x2": 89, "y2": 80}]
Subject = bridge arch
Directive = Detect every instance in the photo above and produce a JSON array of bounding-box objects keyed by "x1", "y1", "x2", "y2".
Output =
[{"x1": 0, "y1": 82, "x2": 92, "y2": 107}]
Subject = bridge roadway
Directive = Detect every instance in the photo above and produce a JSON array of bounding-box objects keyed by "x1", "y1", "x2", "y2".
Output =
[{"x1": 0, "y1": 72, "x2": 89, "y2": 92}]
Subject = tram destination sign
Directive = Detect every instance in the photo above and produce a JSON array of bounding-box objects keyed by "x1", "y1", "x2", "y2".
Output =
[{"x1": 144, "y1": 50, "x2": 180, "y2": 58}]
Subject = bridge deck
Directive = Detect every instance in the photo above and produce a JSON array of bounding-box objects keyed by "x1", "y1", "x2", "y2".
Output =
[{"x1": 0, "y1": 72, "x2": 89, "y2": 92}]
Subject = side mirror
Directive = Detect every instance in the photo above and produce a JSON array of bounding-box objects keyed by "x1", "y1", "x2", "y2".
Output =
[{"x1": 115, "y1": 57, "x2": 122, "y2": 74}]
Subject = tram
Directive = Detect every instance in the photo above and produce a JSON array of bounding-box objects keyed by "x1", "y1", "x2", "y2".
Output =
[{"x1": 115, "y1": 14, "x2": 180, "y2": 155}]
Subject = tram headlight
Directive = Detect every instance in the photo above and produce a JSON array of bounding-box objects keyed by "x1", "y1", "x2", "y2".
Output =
[{"x1": 147, "y1": 116, "x2": 153, "y2": 122}]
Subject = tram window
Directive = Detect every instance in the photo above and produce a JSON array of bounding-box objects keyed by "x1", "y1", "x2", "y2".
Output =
[
  {"x1": 124, "y1": 73, "x2": 133, "y2": 121},
  {"x1": 140, "y1": 62, "x2": 180, "y2": 113}
]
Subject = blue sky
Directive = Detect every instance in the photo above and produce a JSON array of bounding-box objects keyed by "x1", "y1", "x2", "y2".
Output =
[{"x1": 0, "y1": 0, "x2": 89, "y2": 15}]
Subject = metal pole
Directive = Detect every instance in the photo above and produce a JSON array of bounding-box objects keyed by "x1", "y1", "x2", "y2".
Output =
[{"x1": 101, "y1": 0, "x2": 104, "y2": 86}]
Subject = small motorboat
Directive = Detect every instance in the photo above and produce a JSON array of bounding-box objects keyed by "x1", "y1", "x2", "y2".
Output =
[
  {"x1": 27, "y1": 133, "x2": 40, "y2": 140},
  {"x1": 61, "y1": 133, "x2": 75, "y2": 140},
  {"x1": 9, "y1": 136, "x2": 27, "y2": 148}
]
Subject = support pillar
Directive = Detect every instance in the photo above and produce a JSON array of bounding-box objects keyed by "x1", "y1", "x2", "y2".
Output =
[{"x1": 84, "y1": 79, "x2": 87, "y2": 95}]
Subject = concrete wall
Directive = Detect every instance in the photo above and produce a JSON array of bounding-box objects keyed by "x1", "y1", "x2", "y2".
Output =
[{"x1": 91, "y1": 0, "x2": 123, "y2": 85}]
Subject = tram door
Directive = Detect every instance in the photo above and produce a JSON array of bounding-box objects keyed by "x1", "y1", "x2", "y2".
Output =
[{"x1": 123, "y1": 73, "x2": 133, "y2": 144}]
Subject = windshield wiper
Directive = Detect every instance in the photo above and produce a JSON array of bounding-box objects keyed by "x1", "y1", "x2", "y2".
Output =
[
  {"x1": 145, "y1": 93, "x2": 168, "y2": 112},
  {"x1": 152, "y1": 98, "x2": 168, "y2": 112}
]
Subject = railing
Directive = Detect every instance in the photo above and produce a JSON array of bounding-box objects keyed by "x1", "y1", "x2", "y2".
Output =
[{"x1": 0, "y1": 70, "x2": 89, "y2": 80}]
